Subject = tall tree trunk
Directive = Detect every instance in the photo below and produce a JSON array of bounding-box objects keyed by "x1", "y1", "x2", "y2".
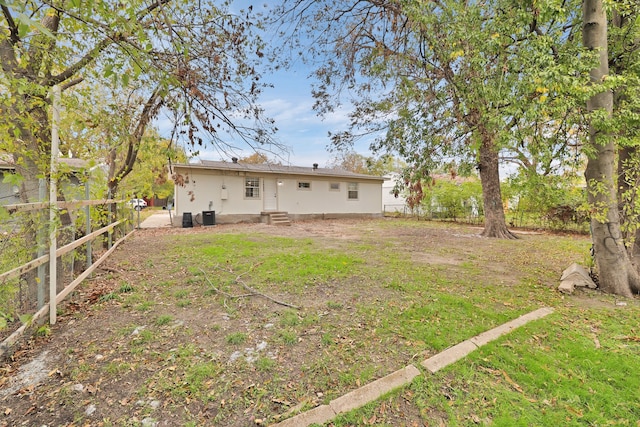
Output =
[
  {"x1": 617, "y1": 144, "x2": 640, "y2": 268},
  {"x1": 478, "y1": 134, "x2": 516, "y2": 239},
  {"x1": 583, "y1": 0, "x2": 640, "y2": 297},
  {"x1": 107, "y1": 88, "x2": 163, "y2": 198},
  {"x1": 611, "y1": 10, "x2": 640, "y2": 271}
]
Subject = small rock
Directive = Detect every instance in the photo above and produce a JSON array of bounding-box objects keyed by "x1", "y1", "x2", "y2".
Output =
[
  {"x1": 141, "y1": 418, "x2": 158, "y2": 427},
  {"x1": 229, "y1": 351, "x2": 243, "y2": 363},
  {"x1": 256, "y1": 341, "x2": 268, "y2": 351},
  {"x1": 149, "y1": 400, "x2": 161, "y2": 409},
  {"x1": 131, "y1": 326, "x2": 146, "y2": 336},
  {"x1": 85, "y1": 404, "x2": 96, "y2": 416},
  {"x1": 264, "y1": 323, "x2": 274, "y2": 329},
  {"x1": 71, "y1": 384, "x2": 84, "y2": 393},
  {"x1": 95, "y1": 354, "x2": 104, "y2": 361}
]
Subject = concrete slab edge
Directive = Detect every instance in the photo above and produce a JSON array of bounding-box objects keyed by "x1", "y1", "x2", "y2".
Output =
[
  {"x1": 421, "y1": 340, "x2": 478, "y2": 373},
  {"x1": 269, "y1": 365, "x2": 420, "y2": 427},
  {"x1": 470, "y1": 307, "x2": 554, "y2": 347},
  {"x1": 329, "y1": 365, "x2": 421, "y2": 415},
  {"x1": 270, "y1": 404, "x2": 335, "y2": 427},
  {"x1": 270, "y1": 307, "x2": 553, "y2": 426},
  {"x1": 424, "y1": 307, "x2": 554, "y2": 373}
]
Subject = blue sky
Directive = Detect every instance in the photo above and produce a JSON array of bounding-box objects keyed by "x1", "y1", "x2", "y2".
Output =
[
  {"x1": 154, "y1": 0, "x2": 377, "y2": 168},
  {"x1": 162, "y1": 66, "x2": 372, "y2": 168},
  {"x1": 254, "y1": 68, "x2": 354, "y2": 167}
]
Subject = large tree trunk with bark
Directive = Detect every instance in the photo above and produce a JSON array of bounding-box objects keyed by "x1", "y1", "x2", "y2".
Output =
[
  {"x1": 477, "y1": 135, "x2": 516, "y2": 239},
  {"x1": 617, "y1": 145, "x2": 640, "y2": 269},
  {"x1": 583, "y1": 0, "x2": 640, "y2": 297},
  {"x1": 611, "y1": 10, "x2": 640, "y2": 272},
  {"x1": 6, "y1": 94, "x2": 51, "y2": 204}
]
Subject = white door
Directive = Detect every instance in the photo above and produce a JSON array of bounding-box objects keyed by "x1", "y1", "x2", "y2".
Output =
[{"x1": 263, "y1": 178, "x2": 278, "y2": 211}]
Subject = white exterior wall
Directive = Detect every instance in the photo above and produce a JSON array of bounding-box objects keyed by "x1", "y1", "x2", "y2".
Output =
[
  {"x1": 175, "y1": 170, "x2": 262, "y2": 217},
  {"x1": 173, "y1": 167, "x2": 382, "y2": 222},
  {"x1": 382, "y1": 173, "x2": 407, "y2": 212},
  {"x1": 276, "y1": 177, "x2": 381, "y2": 214}
]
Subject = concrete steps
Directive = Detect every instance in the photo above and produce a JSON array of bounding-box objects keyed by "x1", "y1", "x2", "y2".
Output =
[{"x1": 269, "y1": 212, "x2": 291, "y2": 226}]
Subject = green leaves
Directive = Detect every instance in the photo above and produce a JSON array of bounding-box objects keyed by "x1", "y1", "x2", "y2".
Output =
[
  {"x1": 1, "y1": 171, "x2": 23, "y2": 187},
  {"x1": 0, "y1": 2, "x2": 55, "y2": 38}
]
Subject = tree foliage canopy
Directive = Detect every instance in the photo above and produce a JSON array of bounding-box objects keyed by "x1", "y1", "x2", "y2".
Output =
[
  {"x1": 328, "y1": 151, "x2": 403, "y2": 176},
  {"x1": 0, "y1": 0, "x2": 279, "y2": 199},
  {"x1": 277, "y1": 0, "x2": 594, "y2": 238}
]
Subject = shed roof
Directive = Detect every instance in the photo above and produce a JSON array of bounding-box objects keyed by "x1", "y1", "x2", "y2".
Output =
[{"x1": 173, "y1": 160, "x2": 384, "y2": 182}]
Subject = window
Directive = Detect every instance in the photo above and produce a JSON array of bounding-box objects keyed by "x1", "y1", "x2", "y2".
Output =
[
  {"x1": 245, "y1": 177, "x2": 260, "y2": 199},
  {"x1": 329, "y1": 182, "x2": 340, "y2": 191},
  {"x1": 347, "y1": 182, "x2": 358, "y2": 200},
  {"x1": 297, "y1": 181, "x2": 311, "y2": 190}
]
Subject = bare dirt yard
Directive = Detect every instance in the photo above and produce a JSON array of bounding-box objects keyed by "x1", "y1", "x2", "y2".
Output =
[{"x1": 0, "y1": 218, "x2": 593, "y2": 426}]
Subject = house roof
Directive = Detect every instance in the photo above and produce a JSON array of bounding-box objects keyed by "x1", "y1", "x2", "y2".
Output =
[
  {"x1": 0, "y1": 155, "x2": 87, "y2": 170},
  {"x1": 174, "y1": 160, "x2": 385, "y2": 182},
  {"x1": 0, "y1": 154, "x2": 14, "y2": 170}
]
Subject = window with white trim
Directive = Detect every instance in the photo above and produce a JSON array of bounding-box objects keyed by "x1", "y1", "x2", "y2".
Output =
[
  {"x1": 297, "y1": 181, "x2": 311, "y2": 190},
  {"x1": 347, "y1": 182, "x2": 358, "y2": 200},
  {"x1": 245, "y1": 177, "x2": 260, "y2": 199},
  {"x1": 329, "y1": 182, "x2": 340, "y2": 191}
]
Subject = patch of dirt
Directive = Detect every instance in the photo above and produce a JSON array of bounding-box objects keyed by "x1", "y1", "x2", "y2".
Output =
[
  {"x1": 0, "y1": 351, "x2": 54, "y2": 398},
  {"x1": 0, "y1": 218, "x2": 594, "y2": 426},
  {"x1": 411, "y1": 253, "x2": 463, "y2": 266}
]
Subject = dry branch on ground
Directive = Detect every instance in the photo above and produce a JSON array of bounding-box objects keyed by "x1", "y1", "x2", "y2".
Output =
[{"x1": 200, "y1": 266, "x2": 300, "y2": 309}]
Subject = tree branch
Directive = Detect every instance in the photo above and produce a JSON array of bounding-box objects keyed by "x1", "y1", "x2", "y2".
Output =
[
  {"x1": 202, "y1": 266, "x2": 300, "y2": 309},
  {"x1": 1, "y1": 5, "x2": 20, "y2": 46},
  {"x1": 107, "y1": 87, "x2": 164, "y2": 197},
  {"x1": 0, "y1": 37, "x2": 19, "y2": 76},
  {"x1": 60, "y1": 77, "x2": 84, "y2": 92},
  {"x1": 45, "y1": 36, "x2": 118, "y2": 87},
  {"x1": 43, "y1": 0, "x2": 174, "y2": 87},
  {"x1": 199, "y1": 268, "x2": 254, "y2": 299}
]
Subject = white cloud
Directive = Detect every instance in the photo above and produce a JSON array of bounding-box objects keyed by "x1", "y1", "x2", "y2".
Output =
[{"x1": 153, "y1": 60, "x2": 375, "y2": 167}]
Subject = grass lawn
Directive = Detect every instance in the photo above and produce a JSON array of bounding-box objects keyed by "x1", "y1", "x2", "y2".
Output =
[{"x1": 2, "y1": 218, "x2": 638, "y2": 426}]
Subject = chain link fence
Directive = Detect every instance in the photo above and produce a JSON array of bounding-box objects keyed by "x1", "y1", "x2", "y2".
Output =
[{"x1": 383, "y1": 203, "x2": 589, "y2": 233}]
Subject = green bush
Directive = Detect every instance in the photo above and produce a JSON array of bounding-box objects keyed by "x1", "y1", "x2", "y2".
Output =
[{"x1": 422, "y1": 178, "x2": 483, "y2": 221}]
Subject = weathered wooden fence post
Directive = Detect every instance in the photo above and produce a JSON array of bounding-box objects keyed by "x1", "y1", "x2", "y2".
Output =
[
  {"x1": 37, "y1": 178, "x2": 46, "y2": 309},
  {"x1": 49, "y1": 85, "x2": 60, "y2": 325}
]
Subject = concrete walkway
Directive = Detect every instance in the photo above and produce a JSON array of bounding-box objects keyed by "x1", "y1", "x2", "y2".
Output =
[
  {"x1": 271, "y1": 307, "x2": 554, "y2": 427},
  {"x1": 137, "y1": 210, "x2": 173, "y2": 229}
]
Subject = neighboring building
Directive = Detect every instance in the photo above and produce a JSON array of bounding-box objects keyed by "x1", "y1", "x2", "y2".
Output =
[
  {"x1": 0, "y1": 156, "x2": 87, "y2": 206},
  {"x1": 0, "y1": 158, "x2": 21, "y2": 206},
  {"x1": 172, "y1": 159, "x2": 384, "y2": 225},
  {"x1": 382, "y1": 172, "x2": 407, "y2": 213}
]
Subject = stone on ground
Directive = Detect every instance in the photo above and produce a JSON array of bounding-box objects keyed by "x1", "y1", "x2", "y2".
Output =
[{"x1": 558, "y1": 263, "x2": 597, "y2": 294}]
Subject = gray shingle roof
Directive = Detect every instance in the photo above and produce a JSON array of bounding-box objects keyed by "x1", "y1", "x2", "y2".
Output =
[{"x1": 173, "y1": 160, "x2": 384, "y2": 182}]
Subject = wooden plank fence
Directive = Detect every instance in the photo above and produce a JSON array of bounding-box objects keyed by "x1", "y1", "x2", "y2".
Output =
[{"x1": 0, "y1": 198, "x2": 135, "y2": 358}]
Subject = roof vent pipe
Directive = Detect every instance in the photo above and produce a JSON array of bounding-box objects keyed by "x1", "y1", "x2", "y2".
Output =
[
  {"x1": 232, "y1": 157, "x2": 238, "y2": 163},
  {"x1": 313, "y1": 163, "x2": 318, "y2": 170}
]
